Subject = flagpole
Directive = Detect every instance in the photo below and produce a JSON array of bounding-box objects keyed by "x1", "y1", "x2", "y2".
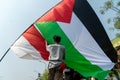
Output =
[{"x1": 0, "y1": 48, "x2": 10, "y2": 62}]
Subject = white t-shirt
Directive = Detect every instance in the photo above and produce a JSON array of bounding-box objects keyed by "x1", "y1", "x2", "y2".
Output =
[{"x1": 47, "y1": 44, "x2": 65, "y2": 69}]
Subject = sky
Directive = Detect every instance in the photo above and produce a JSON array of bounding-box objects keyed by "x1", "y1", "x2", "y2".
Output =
[{"x1": 0, "y1": 0, "x2": 118, "y2": 80}]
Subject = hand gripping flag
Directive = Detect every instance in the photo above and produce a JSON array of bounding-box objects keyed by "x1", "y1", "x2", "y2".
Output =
[{"x1": 11, "y1": 0, "x2": 117, "y2": 79}]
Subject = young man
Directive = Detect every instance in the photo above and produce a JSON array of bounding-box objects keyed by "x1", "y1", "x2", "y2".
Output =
[{"x1": 47, "y1": 35, "x2": 65, "y2": 80}]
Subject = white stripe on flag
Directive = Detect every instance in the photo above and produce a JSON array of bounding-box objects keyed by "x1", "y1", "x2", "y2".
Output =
[
  {"x1": 58, "y1": 13, "x2": 115, "y2": 70},
  {"x1": 11, "y1": 36, "x2": 43, "y2": 60}
]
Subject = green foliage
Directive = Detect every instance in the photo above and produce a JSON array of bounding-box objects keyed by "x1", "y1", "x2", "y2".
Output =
[
  {"x1": 100, "y1": 1, "x2": 113, "y2": 14},
  {"x1": 112, "y1": 37, "x2": 120, "y2": 47},
  {"x1": 105, "y1": 1, "x2": 113, "y2": 10},
  {"x1": 117, "y1": 2, "x2": 120, "y2": 6},
  {"x1": 116, "y1": 33, "x2": 120, "y2": 38},
  {"x1": 107, "y1": 18, "x2": 111, "y2": 23},
  {"x1": 114, "y1": 17, "x2": 120, "y2": 29},
  {"x1": 114, "y1": 21, "x2": 120, "y2": 29},
  {"x1": 100, "y1": 0, "x2": 120, "y2": 23},
  {"x1": 39, "y1": 70, "x2": 49, "y2": 80},
  {"x1": 100, "y1": 0, "x2": 120, "y2": 38}
]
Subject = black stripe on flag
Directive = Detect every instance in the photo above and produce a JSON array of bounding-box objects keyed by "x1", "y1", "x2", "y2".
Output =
[{"x1": 73, "y1": 0, "x2": 117, "y2": 63}]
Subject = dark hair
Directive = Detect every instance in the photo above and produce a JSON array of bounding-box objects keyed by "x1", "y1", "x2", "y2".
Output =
[
  {"x1": 53, "y1": 35, "x2": 61, "y2": 43},
  {"x1": 115, "y1": 45, "x2": 120, "y2": 51}
]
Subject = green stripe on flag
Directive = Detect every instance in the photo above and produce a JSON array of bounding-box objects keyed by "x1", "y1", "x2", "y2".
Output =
[{"x1": 35, "y1": 22, "x2": 109, "y2": 79}]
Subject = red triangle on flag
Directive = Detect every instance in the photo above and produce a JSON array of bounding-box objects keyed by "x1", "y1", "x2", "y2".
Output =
[{"x1": 36, "y1": 0, "x2": 74, "y2": 23}]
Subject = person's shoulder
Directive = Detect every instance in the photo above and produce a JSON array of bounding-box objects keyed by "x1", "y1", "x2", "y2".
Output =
[
  {"x1": 48, "y1": 44, "x2": 58, "y2": 48},
  {"x1": 47, "y1": 44, "x2": 54, "y2": 47},
  {"x1": 60, "y1": 45, "x2": 65, "y2": 49}
]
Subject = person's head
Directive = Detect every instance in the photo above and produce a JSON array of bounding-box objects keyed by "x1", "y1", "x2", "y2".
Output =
[
  {"x1": 115, "y1": 45, "x2": 120, "y2": 55},
  {"x1": 53, "y1": 35, "x2": 61, "y2": 44}
]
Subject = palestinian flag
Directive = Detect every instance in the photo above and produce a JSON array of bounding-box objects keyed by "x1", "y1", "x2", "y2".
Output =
[{"x1": 11, "y1": 0, "x2": 117, "y2": 79}]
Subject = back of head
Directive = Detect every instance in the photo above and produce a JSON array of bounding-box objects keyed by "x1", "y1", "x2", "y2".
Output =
[{"x1": 53, "y1": 35, "x2": 61, "y2": 43}]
